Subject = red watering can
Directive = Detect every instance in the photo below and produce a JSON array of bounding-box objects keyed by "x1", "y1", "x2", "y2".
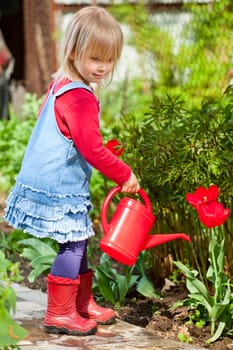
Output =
[{"x1": 100, "y1": 186, "x2": 190, "y2": 266}]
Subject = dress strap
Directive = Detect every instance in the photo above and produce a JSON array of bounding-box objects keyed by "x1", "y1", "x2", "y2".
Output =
[{"x1": 54, "y1": 81, "x2": 93, "y2": 97}]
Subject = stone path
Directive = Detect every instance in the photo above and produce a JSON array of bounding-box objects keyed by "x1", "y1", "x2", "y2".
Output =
[{"x1": 13, "y1": 283, "x2": 206, "y2": 350}]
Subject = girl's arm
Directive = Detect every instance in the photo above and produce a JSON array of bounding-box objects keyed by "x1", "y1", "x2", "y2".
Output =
[{"x1": 55, "y1": 89, "x2": 134, "y2": 186}]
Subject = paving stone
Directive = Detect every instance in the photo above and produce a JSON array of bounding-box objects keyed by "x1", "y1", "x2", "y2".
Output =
[{"x1": 13, "y1": 284, "x2": 205, "y2": 350}]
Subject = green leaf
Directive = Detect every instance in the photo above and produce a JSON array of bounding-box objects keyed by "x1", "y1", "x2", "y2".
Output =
[
  {"x1": 20, "y1": 247, "x2": 40, "y2": 261},
  {"x1": 208, "y1": 321, "x2": 226, "y2": 343},
  {"x1": 3, "y1": 287, "x2": 17, "y2": 313},
  {"x1": 0, "y1": 308, "x2": 27, "y2": 346},
  {"x1": 174, "y1": 261, "x2": 212, "y2": 305},
  {"x1": 31, "y1": 254, "x2": 56, "y2": 268},
  {"x1": 95, "y1": 267, "x2": 116, "y2": 305},
  {"x1": 208, "y1": 284, "x2": 231, "y2": 321},
  {"x1": 28, "y1": 264, "x2": 51, "y2": 283},
  {"x1": 19, "y1": 238, "x2": 57, "y2": 281},
  {"x1": 115, "y1": 274, "x2": 129, "y2": 304},
  {"x1": 127, "y1": 275, "x2": 139, "y2": 290},
  {"x1": 208, "y1": 304, "x2": 229, "y2": 322},
  {"x1": 19, "y1": 238, "x2": 56, "y2": 256},
  {"x1": 188, "y1": 293, "x2": 212, "y2": 312},
  {"x1": 136, "y1": 275, "x2": 160, "y2": 298},
  {"x1": 186, "y1": 279, "x2": 212, "y2": 304}
]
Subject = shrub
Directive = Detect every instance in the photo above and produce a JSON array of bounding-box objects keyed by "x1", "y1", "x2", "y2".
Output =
[{"x1": 119, "y1": 92, "x2": 233, "y2": 278}]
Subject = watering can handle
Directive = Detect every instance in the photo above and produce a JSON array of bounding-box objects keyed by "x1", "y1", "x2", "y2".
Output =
[{"x1": 101, "y1": 186, "x2": 153, "y2": 235}]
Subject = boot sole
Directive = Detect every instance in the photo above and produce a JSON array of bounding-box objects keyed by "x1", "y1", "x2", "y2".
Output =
[
  {"x1": 96, "y1": 316, "x2": 116, "y2": 325},
  {"x1": 43, "y1": 325, "x2": 97, "y2": 336},
  {"x1": 78, "y1": 312, "x2": 116, "y2": 325}
]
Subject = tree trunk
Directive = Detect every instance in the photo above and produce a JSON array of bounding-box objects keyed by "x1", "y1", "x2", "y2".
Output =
[{"x1": 23, "y1": 0, "x2": 55, "y2": 96}]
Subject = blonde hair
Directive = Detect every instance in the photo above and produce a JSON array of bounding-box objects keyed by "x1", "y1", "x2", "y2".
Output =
[{"x1": 54, "y1": 6, "x2": 123, "y2": 83}]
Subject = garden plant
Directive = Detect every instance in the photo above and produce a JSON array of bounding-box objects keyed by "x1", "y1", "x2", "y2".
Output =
[
  {"x1": 174, "y1": 185, "x2": 232, "y2": 343},
  {"x1": 0, "y1": 251, "x2": 27, "y2": 349}
]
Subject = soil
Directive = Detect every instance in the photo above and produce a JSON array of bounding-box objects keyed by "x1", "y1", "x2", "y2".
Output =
[{"x1": 0, "y1": 199, "x2": 232, "y2": 350}]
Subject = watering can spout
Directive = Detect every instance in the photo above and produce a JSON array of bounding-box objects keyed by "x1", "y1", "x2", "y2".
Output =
[{"x1": 143, "y1": 233, "x2": 191, "y2": 250}]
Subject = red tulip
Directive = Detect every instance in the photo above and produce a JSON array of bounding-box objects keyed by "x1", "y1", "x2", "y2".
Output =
[
  {"x1": 186, "y1": 185, "x2": 219, "y2": 209},
  {"x1": 197, "y1": 202, "x2": 230, "y2": 228},
  {"x1": 106, "y1": 139, "x2": 125, "y2": 157}
]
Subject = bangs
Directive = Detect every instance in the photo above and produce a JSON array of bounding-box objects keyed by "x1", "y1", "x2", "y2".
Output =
[{"x1": 84, "y1": 26, "x2": 123, "y2": 62}]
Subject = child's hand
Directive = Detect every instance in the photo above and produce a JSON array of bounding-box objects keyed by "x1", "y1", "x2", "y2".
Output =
[{"x1": 121, "y1": 172, "x2": 140, "y2": 193}]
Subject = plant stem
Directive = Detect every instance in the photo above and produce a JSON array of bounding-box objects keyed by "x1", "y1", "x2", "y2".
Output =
[{"x1": 190, "y1": 241, "x2": 205, "y2": 285}]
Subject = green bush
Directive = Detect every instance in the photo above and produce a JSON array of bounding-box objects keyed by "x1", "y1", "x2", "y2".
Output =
[
  {"x1": 119, "y1": 92, "x2": 233, "y2": 278},
  {"x1": 0, "y1": 93, "x2": 43, "y2": 191}
]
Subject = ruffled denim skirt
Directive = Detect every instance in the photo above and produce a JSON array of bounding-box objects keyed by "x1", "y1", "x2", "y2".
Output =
[{"x1": 4, "y1": 182, "x2": 95, "y2": 243}]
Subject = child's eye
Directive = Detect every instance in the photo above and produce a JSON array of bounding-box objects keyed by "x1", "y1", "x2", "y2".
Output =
[
  {"x1": 90, "y1": 57, "x2": 113, "y2": 63},
  {"x1": 91, "y1": 57, "x2": 100, "y2": 61}
]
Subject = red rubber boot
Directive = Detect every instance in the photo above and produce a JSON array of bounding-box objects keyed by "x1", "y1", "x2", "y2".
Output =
[
  {"x1": 43, "y1": 274, "x2": 97, "y2": 335},
  {"x1": 77, "y1": 270, "x2": 116, "y2": 325}
]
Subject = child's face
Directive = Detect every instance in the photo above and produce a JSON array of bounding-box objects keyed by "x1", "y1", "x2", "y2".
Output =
[{"x1": 74, "y1": 53, "x2": 115, "y2": 84}]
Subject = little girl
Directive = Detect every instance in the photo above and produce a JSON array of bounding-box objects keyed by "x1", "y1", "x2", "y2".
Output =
[{"x1": 4, "y1": 6, "x2": 140, "y2": 336}]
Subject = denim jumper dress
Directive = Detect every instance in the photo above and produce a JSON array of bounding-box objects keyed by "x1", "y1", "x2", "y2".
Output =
[{"x1": 4, "y1": 82, "x2": 96, "y2": 243}]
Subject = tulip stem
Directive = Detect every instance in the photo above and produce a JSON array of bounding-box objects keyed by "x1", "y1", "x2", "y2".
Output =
[{"x1": 190, "y1": 241, "x2": 205, "y2": 285}]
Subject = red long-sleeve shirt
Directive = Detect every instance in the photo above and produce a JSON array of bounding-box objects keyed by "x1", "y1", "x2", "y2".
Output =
[{"x1": 40, "y1": 80, "x2": 131, "y2": 185}]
